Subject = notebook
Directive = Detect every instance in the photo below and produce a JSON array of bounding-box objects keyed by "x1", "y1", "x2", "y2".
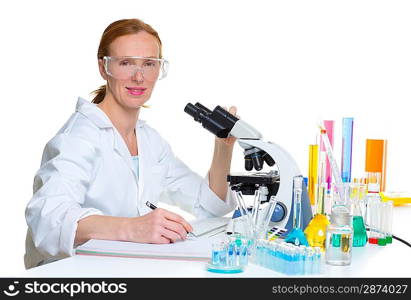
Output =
[
  {"x1": 75, "y1": 238, "x2": 217, "y2": 261},
  {"x1": 190, "y1": 217, "x2": 230, "y2": 237},
  {"x1": 75, "y1": 217, "x2": 230, "y2": 261}
]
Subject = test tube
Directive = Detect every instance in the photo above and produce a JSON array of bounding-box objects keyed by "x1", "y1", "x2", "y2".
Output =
[
  {"x1": 368, "y1": 195, "x2": 381, "y2": 245},
  {"x1": 341, "y1": 118, "x2": 354, "y2": 183},
  {"x1": 211, "y1": 242, "x2": 220, "y2": 265},
  {"x1": 313, "y1": 247, "x2": 322, "y2": 274},
  {"x1": 308, "y1": 144, "x2": 319, "y2": 206},
  {"x1": 319, "y1": 121, "x2": 345, "y2": 204},
  {"x1": 316, "y1": 152, "x2": 327, "y2": 215},
  {"x1": 257, "y1": 195, "x2": 278, "y2": 238},
  {"x1": 297, "y1": 247, "x2": 305, "y2": 275},
  {"x1": 227, "y1": 242, "x2": 236, "y2": 266},
  {"x1": 293, "y1": 176, "x2": 303, "y2": 229},
  {"x1": 240, "y1": 244, "x2": 248, "y2": 266},
  {"x1": 235, "y1": 192, "x2": 255, "y2": 238},
  {"x1": 305, "y1": 248, "x2": 314, "y2": 275},
  {"x1": 383, "y1": 200, "x2": 394, "y2": 244},
  {"x1": 378, "y1": 201, "x2": 393, "y2": 246},
  {"x1": 320, "y1": 120, "x2": 335, "y2": 191},
  {"x1": 218, "y1": 241, "x2": 228, "y2": 265},
  {"x1": 365, "y1": 139, "x2": 387, "y2": 192}
]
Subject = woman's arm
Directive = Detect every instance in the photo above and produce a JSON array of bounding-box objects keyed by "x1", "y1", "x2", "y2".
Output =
[
  {"x1": 75, "y1": 209, "x2": 193, "y2": 246},
  {"x1": 208, "y1": 106, "x2": 237, "y2": 201},
  {"x1": 75, "y1": 215, "x2": 129, "y2": 246}
]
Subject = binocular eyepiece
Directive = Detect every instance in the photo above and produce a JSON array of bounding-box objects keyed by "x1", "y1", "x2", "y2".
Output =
[
  {"x1": 184, "y1": 102, "x2": 275, "y2": 171},
  {"x1": 184, "y1": 102, "x2": 239, "y2": 138}
]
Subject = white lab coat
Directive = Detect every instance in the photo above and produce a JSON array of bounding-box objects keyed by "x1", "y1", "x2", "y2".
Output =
[{"x1": 24, "y1": 97, "x2": 236, "y2": 269}]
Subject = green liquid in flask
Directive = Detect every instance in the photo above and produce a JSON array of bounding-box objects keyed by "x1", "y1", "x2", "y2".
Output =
[{"x1": 352, "y1": 215, "x2": 367, "y2": 247}]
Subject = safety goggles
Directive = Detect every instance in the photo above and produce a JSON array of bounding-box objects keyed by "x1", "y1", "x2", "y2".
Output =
[{"x1": 103, "y1": 56, "x2": 169, "y2": 81}]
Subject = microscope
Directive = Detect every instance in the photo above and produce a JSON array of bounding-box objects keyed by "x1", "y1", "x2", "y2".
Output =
[{"x1": 184, "y1": 102, "x2": 312, "y2": 238}]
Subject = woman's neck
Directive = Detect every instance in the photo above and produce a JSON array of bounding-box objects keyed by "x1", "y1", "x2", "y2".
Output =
[{"x1": 97, "y1": 93, "x2": 140, "y2": 139}]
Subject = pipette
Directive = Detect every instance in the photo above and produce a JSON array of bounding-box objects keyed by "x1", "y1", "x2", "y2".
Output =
[
  {"x1": 259, "y1": 195, "x2": 278, "y2": 237},
  {"x1": 318, "y1": 121, "x2": 345, "y2": 204},
  {"x1": 234, "y1": 191, "x2": 255, "y2": 237}
]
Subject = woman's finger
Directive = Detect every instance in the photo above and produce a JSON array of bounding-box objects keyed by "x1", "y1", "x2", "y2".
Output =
[
  {"x1": 229, "y1": 106, "x2": 237, "y2": 116},
  {"x1": 164, "y1": 219, "x2": 187, "y2": 240},
  {"x1": 162, "y1": 210, "x2": 193, "y2": 233},
  {"x1": 160, "y1": 227, "x2": 182, "y2": 243}
]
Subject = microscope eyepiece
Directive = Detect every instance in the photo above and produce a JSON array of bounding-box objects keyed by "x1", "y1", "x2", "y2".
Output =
[
  {"x1": 184, "y1": 102, "x2": 239, "y2": 138},
  {"x1": 184, "y1": 103, "x2": 200, "y2": 121},
  {"x1": 251, "y1": 152, "x2": 264, "y2": 171}
]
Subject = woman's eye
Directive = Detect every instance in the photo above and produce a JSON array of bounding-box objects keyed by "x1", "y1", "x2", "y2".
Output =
[
  {"x1": 144, "y1": 61, "x2": 156, "y2": 67},
  {"x1": 119, "y1": 60, "x2": 130, "y2": 66}
]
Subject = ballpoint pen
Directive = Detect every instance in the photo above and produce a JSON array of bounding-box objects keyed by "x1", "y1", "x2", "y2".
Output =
[{"x1": 145, "y1": 201, "x2": 196, "y2": 238}]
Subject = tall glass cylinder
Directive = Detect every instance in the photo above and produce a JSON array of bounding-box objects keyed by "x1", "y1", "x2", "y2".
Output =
[
  {"x1": 308, "y1": 144, "x2": 319, "y2": 206},
  {"x1": 320, "y1": 120, "x2": 334, "y2": 192},
  {"x1": 341, "y1": 118, "x2": 354, "y2": 183},
  {"x1": 365, "y1": 139, "x2": 387, "y2": 192}
]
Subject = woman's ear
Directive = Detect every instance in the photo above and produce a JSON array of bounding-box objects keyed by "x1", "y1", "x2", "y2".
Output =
[{"x1": 98, "y1": 59, "x2": 108, "y2": 80}]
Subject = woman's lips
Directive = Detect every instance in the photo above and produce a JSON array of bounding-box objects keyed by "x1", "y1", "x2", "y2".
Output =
[{"x1": 126, "y1": 87, "x2": 146, "y2": 96}]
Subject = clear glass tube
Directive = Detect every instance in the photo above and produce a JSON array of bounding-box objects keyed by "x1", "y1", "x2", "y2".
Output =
[
  {"x1": 367, "y1": 194, "x2": 381, "y2": 245},
  {"x1": 256, "y1": 195, "x2": 278, "y2": 239},
  {"x1": 382, "y1": 200, "x2": 394, "y2": 244},
  {"x1": 320, "y1": 120, "x2": 334, "y2": 191},
  {"x1": 316, "y1": 152, "x2": 327, "y2": 215},
  {"x1": 234, "y1": 192, "x2": 255, "y2": 238},
  {"x1": 308, "y1": 144, "x2": 319, "y2": 206},
  {"x1": 341, "y1": 118, "x2": 354, "y2": 183},
  {"x1": 319, "y1": 122, "x2": 345, "y2": 205},
  {"x1": 293, "y1": 176, "x2": 303, "y2": 229}
]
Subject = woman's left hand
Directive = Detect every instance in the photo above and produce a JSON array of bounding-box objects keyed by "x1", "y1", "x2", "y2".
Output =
[{"x1": 215, "y1": 106, "x2": 238, "y2": 147}]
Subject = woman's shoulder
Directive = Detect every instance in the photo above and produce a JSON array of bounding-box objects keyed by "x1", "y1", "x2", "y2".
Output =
[{"x1": 46, "y1": 111, "x2": 102, "y2": 152}]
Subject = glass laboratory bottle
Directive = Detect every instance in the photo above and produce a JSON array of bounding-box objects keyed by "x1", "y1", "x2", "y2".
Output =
[
  {"x1": 351, "y1": 181, "x2": 367, "y2": 247},
  {"x1": 325, "y1": 206, "x2": 353, "y2": 266}
]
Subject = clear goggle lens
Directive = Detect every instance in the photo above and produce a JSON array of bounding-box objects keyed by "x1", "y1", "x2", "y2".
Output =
[{"x1": 103, "y1": 56, "x2": 169, "y2": 81}]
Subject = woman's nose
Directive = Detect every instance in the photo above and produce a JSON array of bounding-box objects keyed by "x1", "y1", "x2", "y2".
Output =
[{"x1": 131, "y1": 69, "x2": 144, "y2": 82}]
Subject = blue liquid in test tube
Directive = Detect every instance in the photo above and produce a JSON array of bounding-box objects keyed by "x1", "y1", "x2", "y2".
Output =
[{"x1": 341, "y1": 118, "x2": 354, "y2": 183}]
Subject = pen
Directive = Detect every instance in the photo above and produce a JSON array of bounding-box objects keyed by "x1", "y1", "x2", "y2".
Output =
[
  {"x1": 145, "y1": 201, "x2": 195, "y2": 238},
  {"x1": 145, "y1": 201, "x2": 157, "y2": 210}
]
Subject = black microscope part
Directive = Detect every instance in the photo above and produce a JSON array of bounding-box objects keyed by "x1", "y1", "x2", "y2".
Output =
[
  {"x1": 184, "y1": 102, "x2": 239, "y2": 138},
  {"x1": 227, "y1": 173, "x2": 280, "y2": 199},
  {"x1": 244, "y1": 155, "x2": 253, "y2": 171},
  {"x1": 262, "y1": 152, "x2": 275, "y2": 166},
  {"x1": 251, "y1": 152, "x2": 264, "y2": 171}
]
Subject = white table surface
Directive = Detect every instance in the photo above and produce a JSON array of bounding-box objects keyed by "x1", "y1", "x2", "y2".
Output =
[{"x1": 20, "y1": 206, "x2": 411, "y2": 278}]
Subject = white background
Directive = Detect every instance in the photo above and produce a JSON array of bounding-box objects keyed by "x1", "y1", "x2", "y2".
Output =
[{"x1": 0, "y1": 0, "x2": 410, "y2": 276}]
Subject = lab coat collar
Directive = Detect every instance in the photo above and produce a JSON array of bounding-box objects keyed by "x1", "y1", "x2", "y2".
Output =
[
  {"x1": 75, "y1": 97, "x2": 146, "y2": 129},
  {"x1": 75, "y1": 97, "x2": 144, "y2": 190}
]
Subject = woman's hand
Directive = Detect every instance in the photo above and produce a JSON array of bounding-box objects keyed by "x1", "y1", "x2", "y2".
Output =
[
  {"x1": 215, "y1": 106, "x2": 238, "y2": 147},
  {"x1": 124, "y1": 208, "x2": 193, "y2": 244}
]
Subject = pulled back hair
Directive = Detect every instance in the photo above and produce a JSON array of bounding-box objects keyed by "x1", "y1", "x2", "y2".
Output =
[{"x1": 91, "y1": 19, "x2": 163, "y2": 104}]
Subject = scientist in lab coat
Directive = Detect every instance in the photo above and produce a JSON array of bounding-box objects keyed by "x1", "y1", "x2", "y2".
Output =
[{"x1": 24, "y1": 18, "x2": 237, "y2": 269}]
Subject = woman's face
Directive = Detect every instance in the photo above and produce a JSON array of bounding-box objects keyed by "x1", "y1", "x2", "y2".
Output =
[{"x1": 99, "y1": 32, "x2": 161, "y2": 110}]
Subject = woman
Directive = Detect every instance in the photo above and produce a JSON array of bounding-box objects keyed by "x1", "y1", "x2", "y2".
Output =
[{"x1": 24, "y1": 19, "x2": 237, "y2": 269}]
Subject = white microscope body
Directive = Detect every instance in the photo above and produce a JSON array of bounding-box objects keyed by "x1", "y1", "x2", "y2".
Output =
[{"x1": 231, "y1": 120, "x2": 303, "y2": 229}]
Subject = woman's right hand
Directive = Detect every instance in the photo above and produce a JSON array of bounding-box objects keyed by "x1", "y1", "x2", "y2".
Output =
[{"x1": 124, "y1": 208, "x2": 194, "y2": 244}]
